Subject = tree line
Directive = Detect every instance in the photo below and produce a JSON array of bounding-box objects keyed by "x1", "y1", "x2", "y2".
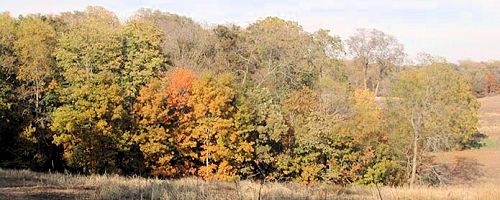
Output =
[{"x1": 0, "y1": 6, "x2": 496, "y2": 187}]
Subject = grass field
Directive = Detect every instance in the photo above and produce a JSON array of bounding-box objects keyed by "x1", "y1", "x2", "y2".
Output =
[
  {"x1": 1, "y1": 168, "x2": 499, "y2": 200},
  {"x1": 1, "y1": 95, "x2": 499, "y2": 200},
  {"x1": 431, "y1": 95, "x2": 500, "y2": 184}
]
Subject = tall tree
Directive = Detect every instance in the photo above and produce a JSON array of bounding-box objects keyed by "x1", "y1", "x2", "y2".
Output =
[
  {"x1": 132, "y1": 9, "x2": 216, "y2": 70},
  {"x1": 188, "y1": 73, "x2": 255, "y2": 180},
  {"x1": 0, "y1": 12, "x2": 21, "y2": 164},
  {"x1": 347, "y1": 29, "x2": 405, "y2": 95},
  {"x1": 0, "y1": 12, "x2": 17, "y2": 76},
  {"x1": 0, "y1": 12, "x2": 17, "y2": 118},
  {"x1": 244, "y1": 17, "x2": 323, "y2": 93},
  {"x1": 121, "y1": 19, "x2": 166, "y2": 101},
  {"x1": 386, "y1": 64, "x2": 479, "y2": 188},
  {"x1": 133, "y1": 68, "x2": 197, "y2": 177},
  {"x1": 51, "y1": 6, "x2": 126, "y2": 173},
  {"x1": 14, "y1": 15, "x2": 57, "y2": 128}
]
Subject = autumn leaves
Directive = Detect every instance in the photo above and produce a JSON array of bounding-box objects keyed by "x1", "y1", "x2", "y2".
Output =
[
  {"x1": 0, "y1": 6, "x2": 484, "y2": 186},
  {"x1": 134, "y1": 69, "x2": 247, "y2": 179}
]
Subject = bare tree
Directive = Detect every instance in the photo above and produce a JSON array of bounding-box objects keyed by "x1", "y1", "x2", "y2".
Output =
[
  {"x1": 132, "y1": 9, "x2": 217, "y2": 71},
  {"x1": 347, "y1": 28, "x2": 405, "y2": 96},
  {"x1": 415, "y1": 52, "x2": 447, "y2": 66}
]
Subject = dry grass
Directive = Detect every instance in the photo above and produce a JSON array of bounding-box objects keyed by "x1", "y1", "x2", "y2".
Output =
[
  {"x1": 380, "y1": 183, "x2": 500, "y2": 200},
  {"x1": 1, "y1": 168, "x2": 500, "y2": 200},
  {"x1": 0, "y1": 168, "x2": 375, "y2": 200}
]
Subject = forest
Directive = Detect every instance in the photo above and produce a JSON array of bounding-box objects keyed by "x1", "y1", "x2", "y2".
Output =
[{"x1": 0, "y1": 6, "x2": 499, "y2": 189}]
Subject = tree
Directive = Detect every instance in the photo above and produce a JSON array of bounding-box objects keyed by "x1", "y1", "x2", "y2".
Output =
[
  {"x1": 189, "y1": 73, "x2": 252, "y2": 180},
  {"x1": 236, "y1": 86, "x2": 288, "y2": 180},
  {"x1": 311, "y1": 29, "x2": 344, "y2": 78},
  {"x1": 50, "y1": 74, "x2": 126, "y2": 173},
  {"x1": 347, "y1": 29, "x2": 405, "y2": 96},
  {"x1": 415, "y1": 52, "x2": 447, "y2": 66},
  {"x1": 386, "y1": 64, "x2": 479, "y2": 188},
  {"x1": 14, "y1": 15, "x2": 57, "y2": 128},
  {"x1": 0, "y1": 12, "x2": 21, "y2": 165},
  {"x1": 132, "y1": 9, "x2": 216, "y2": 70},
  {"x1": 0, "y1": 12, "x2": 16, "y2": 119},
  {"x1": 133, "y1": 68, "x2": 197, "y2": 177},
  {"x1": 121, "y1": 19, "x2": 166, "y2": 101},
  {"x1": 0, "y1": 12, "x2": 17, "y2": 76},
  {"x1": 349, "y1": 89, "x2": 382, "y2": 142},
  {"x1": 55, "y1": 6, "x2": 122, "y2": 83},
  {"x1": 11, "y1": 15, "x2": 65, "y2": 169},
  {"x1": 455, "y1": 60, "x2": 493, "y2": 96},
  {"x1": 213, "y1": 25, "x2": 249, "y2": 80},
  {"x1": 51, "y1": 7, "x2": 127, "y2": 173},
  {"x1": 245, "y1": 17, "x2": 319, "y2": 93},
  {"x1": 483, "y1": 72, "x2": 498, "y2": 95}
]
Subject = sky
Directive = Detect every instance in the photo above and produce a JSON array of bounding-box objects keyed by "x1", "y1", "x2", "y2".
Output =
[{"x1": 1, "y1": 0, "x2": 500, "y2": 63}]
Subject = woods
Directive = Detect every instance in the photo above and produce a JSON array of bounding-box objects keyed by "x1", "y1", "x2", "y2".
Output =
[{"x1": 0, "y1": 6, "x2": 498, "y2": 187}]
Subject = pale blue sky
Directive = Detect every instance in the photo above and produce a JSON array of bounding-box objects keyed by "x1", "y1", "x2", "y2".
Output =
[{"x1": 2, "y1": 0, "x2": 500, "y2": 63}]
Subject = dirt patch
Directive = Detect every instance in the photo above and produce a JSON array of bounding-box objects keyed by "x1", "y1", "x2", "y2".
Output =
[
  {"x1": 0, "y1": 186, "x2": 94, "y2": 200},
  {"x1": 0, "y1": 171, "x2": 96, "y2": 200}
]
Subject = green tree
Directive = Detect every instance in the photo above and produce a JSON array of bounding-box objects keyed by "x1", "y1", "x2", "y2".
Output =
[
  {"x1": 386, "y1": 64, "x2": 480, "y2": 188},
  {"x1": 121, "y1": 19, "x2": 166, "y2": 100},
  {"x1": 14, "y1": 15, "x2": 57, "y2": 129},
  {"x1": 51, "y1": 7, "x2": 127, "y2": 173},
  {"x1": 0, "y1": 12, "x2": 21, "y2": 165},
  {"x1": 0, "y1": 12, "x2": 16, "y2": 118},
  {"x1": 235, "y1": 86, "x2": 288, "y2": 180},
  {"x1": 0, "y1": 12, "x2": 17, "y2": 76},
  {"x1": 10, "y1": 14, "x2": 64, "y2": 169},
  {"x1": 245, "y1": 17, "x2": 317, "y2": 92}
]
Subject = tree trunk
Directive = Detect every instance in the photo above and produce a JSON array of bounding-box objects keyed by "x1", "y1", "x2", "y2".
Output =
[
  {"x1": 35, "y1": 81, "x2": 45, "y2": 128},
  {"x1": 363, "y1": 63, "x2": 368, "y2": 90},
  {"x1": 374, "y1": 80, "x2": 380, "y2": 97},
  {"x1": 241, "y1": 65, "x2": 248, "y2": 85},
  {"x1": 409, "y1": 131, "x2": 418, "y2": 188},
  {"x1": 205, "y1": 128, "x2": 210, "y2": 178}
]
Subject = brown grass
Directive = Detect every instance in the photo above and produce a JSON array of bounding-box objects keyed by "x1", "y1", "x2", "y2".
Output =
[
  {"x1": 380, "y1": 183, "x2": 500, "y2": 200},
  {"x1": 431, "y1": 95, "x2": 500, "y2": 185},
  {"x1": 0, "y1": 168, "x2": 374, "y2": 200},
  {"x1": 1, "y1": 168, "x2": 499, "y2": 200}
]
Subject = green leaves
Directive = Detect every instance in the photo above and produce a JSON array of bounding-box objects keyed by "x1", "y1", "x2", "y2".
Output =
[
  {"x1": 51, "y1": 7, "x2": 128, "y2": 173},
  {"x1": 56, "y1": 7, "x2": 122, "y2": 83},
  {"x1": 121, "y1": 19, "x2": 165, "y2": 99},
  {"x1": 15, "y1": 16, "x2": 56, "y2": 84},
  {"x1": 388, "y1": 64, "x2": 480, "y2": 151},
  {"x1": 385, "y1": 64, "x2": 480, "y2": 186}
]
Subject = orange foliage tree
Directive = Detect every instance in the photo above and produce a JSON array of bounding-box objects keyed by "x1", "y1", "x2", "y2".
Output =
[
  {"x1": 133, "y1": 68, "x2": 197, "y2": 177},
  {"x1": 483, "y1": 73, "x2": 498, "y2": 95},
  {"x1": 189, "y1": 73, "x2": 255, "y2": 180},
  {"x1": 134, "y1": 70, "x2": 256, "y2": 180}
]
